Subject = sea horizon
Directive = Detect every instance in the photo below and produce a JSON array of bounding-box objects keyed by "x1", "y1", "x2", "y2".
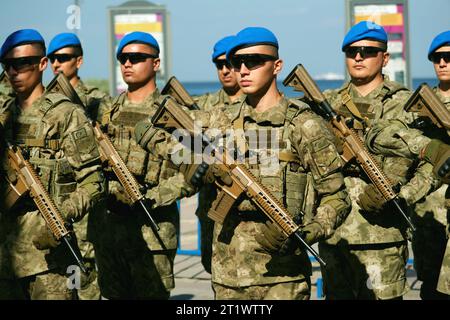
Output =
[{"x1": 182, "y1": 78, "x2": 438, "y2": 97}]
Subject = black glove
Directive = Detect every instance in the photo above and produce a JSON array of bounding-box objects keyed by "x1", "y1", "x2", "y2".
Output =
[
  {"x1": 32, "y1": 225, "x2": 60, "y2": 250},
  {"x1": 357, "y1": 184, "x2": 387, "y2": 213}
]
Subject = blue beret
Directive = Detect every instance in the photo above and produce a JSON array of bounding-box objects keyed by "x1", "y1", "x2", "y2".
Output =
[
  {"x1": 212, "y1": 36, "x2": 236, "y2": 62},
  {"x1": 428, "y1": 30, "x2": 450, "y2": 60},
  {"x1": 342, "y1": 21, "x2": 388, "y2": 51},
  {"x1": 1, "y1": 29, "x2": 45, "y2": 60},
  {"x1": 116, "y1": 31, "x2": 160, "y2": 58},
  {"x1": 48, "y1": 33, "x2": 82, "y2": 56},
  {"x1": 226, "y1": 27, "x2": 278, "y2": 60}
]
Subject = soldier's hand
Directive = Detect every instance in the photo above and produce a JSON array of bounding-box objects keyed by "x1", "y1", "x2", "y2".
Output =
[
  {"x1": 32, "y1": 226, "x2": 60, "y2": 250},
  {"x1": 420, "y1": 139, "x2": 450, "y2": 183},
  {"x1": 204, "y1": 164, "x2": 233, "y2": 186},
  {"x1": 357, "y1": 184, "x2": 386, "y2": 213},
  {"x1": 61, "y1": 199, "x2": 82, "y2": 223},
  {"x1": 299, "y1": 222, "x2": 323, "y2": 245},
  {"x1": 255, "y1": 220, "x2": 296, "y2": 255}
]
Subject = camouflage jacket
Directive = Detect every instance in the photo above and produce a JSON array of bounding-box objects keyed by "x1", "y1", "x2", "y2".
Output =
[
  {"x1": 100, "y1": 89, "x2": 190, "y2": 251},
  {"x1": 194, "y1": 88, "x2": 246, "y2": 112},
  {"x1": 136, "y1": 96, "x2": 351, "y2": 286},
  {"x1": 74, "y1": 78, "x2": 111, "y2": 122},
  {"x1": 0, "y1": 92, "x2": 105, "y2": 279},
  {"x1": 323, "y1": 78, "x2": 435, "y2": 245}
]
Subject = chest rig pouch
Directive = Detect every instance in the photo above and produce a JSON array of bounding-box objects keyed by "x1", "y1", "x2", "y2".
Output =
[
  {"x1": 108, "y1": 96, "x2": 161, "y2": 185},
  {"x1": 8, "y1": 96, "x2": 77, "y2": 207},
  {"x1": 230, "y1": 101, "x2": 311, "y2": 222}
]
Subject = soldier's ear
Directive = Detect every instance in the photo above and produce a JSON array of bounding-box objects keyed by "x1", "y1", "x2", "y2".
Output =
[
  {"x1": 382, "y1": 52, "x2": 390, "y2": 68},
  {"x1": 76, "y1": 56, "x2": 83, "y2": 70},
  {"x1": 153, "y1": 58, "x2": 161, "y2": 72},
  {"x1": 273, "y1": 58, "x2": 283, "y2": 76},
  {"x1": 39, "y1": 56, "x2": 48, "y2": 72}
]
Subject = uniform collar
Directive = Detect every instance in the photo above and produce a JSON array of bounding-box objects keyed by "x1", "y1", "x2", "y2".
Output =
[{"x1": 241, "y1": 96, "x2": 288, "y2": 125}]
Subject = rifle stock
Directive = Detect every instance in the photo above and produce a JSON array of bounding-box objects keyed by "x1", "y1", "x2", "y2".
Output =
[
  {"x1": 161, "y1": 76, "x2": 200, "y2": 110},
  {"x1": 152, "y1": 96, "x2": 326, "y2": 266},
  {"x1": 404, "y1": 83, "x2": 450, "y2": 130},
  {"x1": 4, "y1": 143, "x2": 86, "y2": 272},
  {"x1": 283, "y1": 64, "x2": 415, "y2": 231},
  {"x1": 46, "y1": 72, "x2": 161, "y2": 234}
]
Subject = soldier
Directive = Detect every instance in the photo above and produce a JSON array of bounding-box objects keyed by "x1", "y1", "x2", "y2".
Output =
[
  {"x1": 47, "y1": 33, "x2": 110, "y2": 122},
  {"x1": 94, "y1": 31, "x2": 191, "y2": 299},
  {"x1": 136, "y1": 26, "x2": 351, "y2": 300},
  {"x1": 412, "y1": 30, "x2": 450, "y2": 300},
  {"x1": 319, "y1": 21, "x2": 437, "y2": 300},
  {"x1": 46, "y1": 32, "x2": 109, "y2": 301},
  {"x1": 194, "y1": 35, "x2": 245, "y2": 274},
  {"x1": 0, "y1": 29, "x2": 105, "y2": 299},
  {"x1": 363, "y1": 30, "x2": 450, "y2": 299}
]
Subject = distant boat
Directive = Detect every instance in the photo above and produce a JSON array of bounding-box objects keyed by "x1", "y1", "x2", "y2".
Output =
[{"x1": 315, "y1": 72, "x2": 345, "y2": 80}]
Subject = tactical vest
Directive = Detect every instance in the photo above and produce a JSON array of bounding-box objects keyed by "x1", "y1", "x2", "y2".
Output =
[
  {"x1": 106, "y1": 92, "x2": 174, "y2": 186},
  {"x1": 336, "y1": 82, "x2": 415, "y2": 185},
  {"x1": 336, "y1": 81, "x2": 408, "y2": 130},
  {"x1": 228, "y1": 100, "x2": 312, "y2": 221},
  {"x1": 4, "y1": 94, "x2": 78, "y2": 207}
]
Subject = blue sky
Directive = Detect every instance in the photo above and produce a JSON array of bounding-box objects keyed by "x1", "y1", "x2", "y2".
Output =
[{"x1": 0, "y1": 0, "x2": 449, "y2": 82}]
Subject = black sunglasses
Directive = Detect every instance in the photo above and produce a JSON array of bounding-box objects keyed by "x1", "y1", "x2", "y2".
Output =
[
  {"x1": 1, "y1": 56, "x2": 43, "y2": 72},
  {"x1": 430, "y1": 51, "x2": 450, "y2": 64},
  {"x1": 48, "y1": 53, "x2": 78, "y2": 64},
  {"x1": 118, "y1": 52, "x2": 158, "y2": 65},
  {"x1": 344, "y1": 46, "x2": 385, "y2": 59},
  {"x1": 229, "y1": 54, "x2": 278, "y2": 70},
  {"x1": 214, "y1": 59, "x2": 232, "y2": 70}
]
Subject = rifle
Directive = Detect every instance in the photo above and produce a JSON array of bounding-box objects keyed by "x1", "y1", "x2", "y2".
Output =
[
  {"x1": 151, "y1": 96, "x2": 326, "y2": 266},
  {"x1": 283, "y1": 64, "x2": 416, "y2": 231},
  {"x1": 403, "y1": 83, "x2": 450, "y2": 131},
  {"x1": 161, "y1": 76, "x2": 200, "y2": 110},
  {"x1": 3, "y1": 142, "x2": 86, "y2": 272},
  {"x1": 0, "y1": 71, "x2": 9, "y2": 87},
  {"x1": 46, "y1": 72, "x2": 160, "y2": 234}
]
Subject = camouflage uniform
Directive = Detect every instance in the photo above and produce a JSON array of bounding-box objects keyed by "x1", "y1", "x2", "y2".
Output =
[
  {"x1": 74, "y1": 78, "x2": 110, "y2": 123},
  {"x1": 193, "y1": 89, "x2": 245, "y2": 274},
  {"x1": 94, "y1": 89, "x2": 185, "y2": 299},
  {"x1": 136, "y1": 96, "x2": 351, "y2": 300},
  {"x1": 72, "y1": 78, "x2": 110, "y2": 300},
  {"x1": 319, "y1": 78, "x2": 436, "y2": 299},
  {"x1": 0, "y1": 92, "x2": 105, "y2": 300},
  {"x1": 365, "y1": 88, "x2": 450, "y2": 299}
]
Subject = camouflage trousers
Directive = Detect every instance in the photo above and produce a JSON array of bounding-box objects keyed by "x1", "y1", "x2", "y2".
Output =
[
  {"x1": 412, "y1": 218, "x2": 449, "y2": 299},
  {"x1": 94, "y1": 208, "x2": 176, "y2": 300},
  {"x1": 212, "y1": 279, "x2": 311, "y2": 300},
  {"x1": 319, "y1": 241, "x2": 409, "y2": 300},
  {"x1": 411, "y1": 185, "x2": 449, "y2": 299},
  {"x1": 74, "y1": 217, "x2": 100, "y2": 300},
  {"x1": 437, "y1": 238, "x2": 450, "y2": 296},
  {"x1": 195, "y1": 186, "x2": 217, "y2": 274},
  {"x1": 0, "y1": 271, "x2": 75, "y2": 300}
]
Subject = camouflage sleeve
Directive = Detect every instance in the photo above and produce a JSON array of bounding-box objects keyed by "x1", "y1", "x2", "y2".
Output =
[
  {"x1": 85, "y1": 88, "x2": 111, "y2": 122},
  {"x1": 290, "y1": 110, "x2": 351, "y2": 240},
  {"x1": 366, "y1": 119, "x2": 431, "y2": 157},
  {"x1": 365, "y1": 120, "x2": 440, "y2": 206},
  {"x1": 381, "y1": 90, "x2": 415, "y2": 124},
  {"x1": 60, "y1": 105, "x2": 105, "y2": 221},
  {"x1": 193, "y1": 93, "x2": 211, "y2": 110},
  {"x1": 399, "y1": 160, "x2": 441, "y2": 206}
]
